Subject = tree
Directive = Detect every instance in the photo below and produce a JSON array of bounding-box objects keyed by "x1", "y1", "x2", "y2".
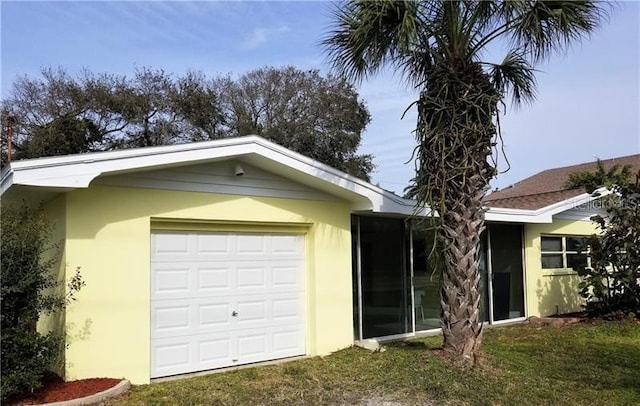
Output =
[
  {"x1": 173, "y1": 71, "x2": 227, "y2": 141},
  {"x1": 1, "y1": 68, "x2": 101, "y2": 161},
  {"x1": 215, "y1": 66, "x2": 374, "y2": 180},
  {"x1": 566, "y1": 159, "x2": 633, "y2": 193},
  {"x1": 323, "y1": 0, "x2": 609, "y2": 363},
  {"x1": 2, "y1": 66, "x2": 374, "y2": 180},
  {"x1": 1, "y1": 204, "x2": 83, "y2": 400},
  {"x1": 568, "y1": 161, "x2": 640, "y2": 318},
  {"x1": 15, "y1": 116, "x2": 102, "y2": 159}
]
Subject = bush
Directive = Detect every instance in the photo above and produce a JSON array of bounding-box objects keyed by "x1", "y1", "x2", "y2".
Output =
[
  {"x1": 573, "y1": 175, "x2": 640, "y2": 319},
  {"x1": 0, "y1": 203, "x2": 83, "y2": 400}
]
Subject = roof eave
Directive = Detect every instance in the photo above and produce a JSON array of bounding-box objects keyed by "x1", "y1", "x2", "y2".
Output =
[
  {"x1": 0, "y1": 136, "x2": 433, "y2": 216},
  {"x1": 484, "y1": 187, "x2": 610, "y2": 223}
]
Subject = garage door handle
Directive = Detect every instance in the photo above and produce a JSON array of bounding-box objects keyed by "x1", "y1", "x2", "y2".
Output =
[{"x1": 232, "y1": 311, "x2": 238, "y2": 317}]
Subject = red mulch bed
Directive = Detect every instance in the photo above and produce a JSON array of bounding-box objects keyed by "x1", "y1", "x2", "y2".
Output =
[
  {"x1": 6, "y1": 373, "x2": 121, "y2": 405},
  {"x1": 548, "y1": 311, "x2": 588, "y2": 318}
]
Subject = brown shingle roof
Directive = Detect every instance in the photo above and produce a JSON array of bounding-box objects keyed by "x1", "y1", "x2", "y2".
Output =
[{"x1": 484, "y1": 154, "x2": 640, "y2": 210}]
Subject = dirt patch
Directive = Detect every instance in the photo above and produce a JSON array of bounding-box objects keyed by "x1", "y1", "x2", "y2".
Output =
[
  {"x1": 358, "y1": 391, "x2": 435, "y2": 405},
  {"x1": 6, "y1": 373, "x2": 121, "y2": 405},
  {"x1": 525, "y1": 315, "x2": 585, "y2": 327}
]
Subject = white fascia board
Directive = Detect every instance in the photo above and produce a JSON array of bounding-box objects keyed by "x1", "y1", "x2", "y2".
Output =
[
  {"x1": 484, "y1": 207, "x2": 552, "y2": 223},
  {"x1": 237, "y1": 140, "x2": 431, "y2": 216},
  {"x1": 539, "y1": 187, "x2": 611, "y2": 217},
  {"x1": 0, "y1": 170, "x2": 13, "y2": 196},
  {"x1": 0, "y1": 135, "x2": 432, "y2": 216},
  {"x1": 484, "y1": 187, "x2": 611, "y2": 224}
]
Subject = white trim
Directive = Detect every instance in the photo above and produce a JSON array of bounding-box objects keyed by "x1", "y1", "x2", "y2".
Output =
[
  {"x1": 1, "y1": 136, "x2": 429, "y2": 216},
  {"x1": 484, "y1": 187, "x2": 611, "y2": 223},
  {"x1": 369, "y1": 331, "x2": 416, "y2": 343},
  {"x1": 553, "y1": 206, "x2": 607, "y2": 221},
  {"x1": 94, "y1": 161, "x2": 337, "y2": 202},
  {"x1": 487, "y1": 226, "x2": 495, "y2": 324},
  {"x1": 521, "y1": 226, "x2": 528, "y2": 319},
  {"x1": 409, "y1": 223, "x2": 416, "y2": 337},
  {"x1": 355, "y1": 216, "x2": 364, "y2": 341},
  {"x1": 490, "y1": 317, "x2": 526, "y2": 326},
  {"x1": 1, "y1": 135, "x2": 612, "y2": 223}
]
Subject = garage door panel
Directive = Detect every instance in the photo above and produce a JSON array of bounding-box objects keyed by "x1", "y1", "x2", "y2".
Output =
[
  {"x1": 152, "y1": 267, "x2": 191, "y2": 296},
  {"x1": 272, "y1": 328, "x2": 305, "y2": 353},
  {"x1": 152, "y1": 263, "x2": 236, "y2": 300},
  {"x1": 272, "y1": 297, "x2": 303, "y2": 321},
  {"x1": 196, "y1": 233, "x2": 231, "y2": 255},
  {"x1": 151, "y1": 231, "x2": 306, "y2": 378},
  {"x1": 272, "y1": 264, "x2": 301, "y2": 287},
  {"x1": 152, "y1": 332, "x2": 237, "y2": 378},
  {"x1": 236, "y1": 326, "x2": 305, "y2": 364},
  {"x1": 152, "y1": 294, "x2": 304, "y2": 339},
  {"x1": 152, "y1": 233, "x2": 190, "y2": 256},
  {"x1": 236, "y1": 234, "x2": 268, "y2": 254},
  {"x1": 154, "y1": 305, "x2": 191, "y2": 332},
  {"x1": 152, "y1": 297, "x2": 233, "y2": 339},
  {"x1": 152, "y1": 340, "x2": 192, "y2": 377},
  {"x1": 198, "y1": 336, "x2": 233, "y2": 365},
  {"x1": 199, "y1": 303, "x2": 231, "y2": 327},
  {"x1": 236, "y1": 266, "x2": 267, "y2": 289},
  {"x1": 271, "y1": 235, "x2": 304, "y2": 255},
  {"x1": 237, "y1": 333, "x2": 268, "y2": 358},
  {"x1": 235, "y1": 293, "x2": 304, "y2": 327},
  {"x1": 197, "y1": 267, "x2": 231, "y2": 291},
  {"x1": 236, "y1": 300, "x2": 267, "y2": 322}
]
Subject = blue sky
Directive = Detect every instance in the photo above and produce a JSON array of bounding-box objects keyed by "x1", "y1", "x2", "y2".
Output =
[{"x1": 1, "y1": 1, "x2": 638, "y2": 193}]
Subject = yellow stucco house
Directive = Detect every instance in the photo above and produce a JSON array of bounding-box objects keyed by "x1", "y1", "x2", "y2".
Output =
[{"x1": 1, "y1": 135, "x2": 634, "y2": 384}]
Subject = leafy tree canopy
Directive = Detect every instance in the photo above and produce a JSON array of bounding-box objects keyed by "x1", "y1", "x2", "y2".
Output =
[
  {"x1": 1, "y1": 66, "x2": 374, "y2": 180},
  {"x1": 566, "y1": 160, "x2": 633, "y2": 193},
  {"x1": 569, "y1": 161, "x2": 640, "y2": 318}
]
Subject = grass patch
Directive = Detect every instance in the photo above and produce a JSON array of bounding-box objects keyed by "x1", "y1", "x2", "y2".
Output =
[{"x1": 110, "y1": 320, "x2": 640, "y2": 405}]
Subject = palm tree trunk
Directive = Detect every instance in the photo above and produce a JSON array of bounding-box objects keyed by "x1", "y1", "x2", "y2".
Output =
[
  {"x1": 440, "y1": 185, "x2": 486, "y2": 361},
  {"x1": 415, "y1": 61, "x2": 499, "y2": 365}
]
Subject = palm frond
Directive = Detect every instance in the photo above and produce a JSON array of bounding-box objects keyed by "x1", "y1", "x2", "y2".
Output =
[
  {"x1": 486, "y1": 50, "x2": 538, "y2": 106},
  {"x1": 509, "y1": 1, "x2": 611, "y2": 63},
  {"x1": 321, "y1": 0, "x2": 422, "y2": 83}
]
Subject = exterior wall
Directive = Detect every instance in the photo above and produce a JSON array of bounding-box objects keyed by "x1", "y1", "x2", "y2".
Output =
[
  {"x1": 94, "y1": 160, "x2": 337, "y2": 202},
  {"x1": 39, "y1": 194, "x2": 68, "y2": 377},
  {"x1": 63, "y1": 185, "x2": 353, "y2": 384},
  {"x1": 524, "y1": 218, "x2": 597, "y2": 317}
]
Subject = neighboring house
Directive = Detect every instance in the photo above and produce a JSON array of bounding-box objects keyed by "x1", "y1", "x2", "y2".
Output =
[
  {"x1": 0, "y1": 135, "x2": 635, "y2": 384},
  {"x1": 484, "y1": 153, "x2": 640, "y2": 319}
]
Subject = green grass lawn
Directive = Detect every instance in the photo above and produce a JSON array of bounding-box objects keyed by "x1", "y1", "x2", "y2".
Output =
[{"x1": 110, "y1": 320, "x2": 640, "y2": 405}]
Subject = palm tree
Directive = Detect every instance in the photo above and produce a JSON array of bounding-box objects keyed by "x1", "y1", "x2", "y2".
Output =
[{"x1": 323, "y1": 0, "x2": 609, "y2": 364}]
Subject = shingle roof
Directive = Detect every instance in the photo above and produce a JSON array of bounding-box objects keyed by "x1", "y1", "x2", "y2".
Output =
[{"x1": 484, "y1": 154, "x2": 640, "y2": 210}]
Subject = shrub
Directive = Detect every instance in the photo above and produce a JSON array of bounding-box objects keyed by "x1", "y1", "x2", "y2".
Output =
[
  {"x1": 572, "y1": 171, "x2": 640, "y2": 319},
  {"x1": 0, "y1": 203, "x2": 83, "y2": 400}
]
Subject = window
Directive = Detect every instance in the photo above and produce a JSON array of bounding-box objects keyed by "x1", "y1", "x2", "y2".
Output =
[{"x1": 541, "y1": 235, "x2": 589, "y2": 269}]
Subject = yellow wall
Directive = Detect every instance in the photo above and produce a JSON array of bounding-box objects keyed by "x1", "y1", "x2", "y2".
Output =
[
  {"x1": 39, "y1": 194, "x2": 68, "y2": 377},
  {"x1": 62, "y1": 185, "x2": 353, "y2": 384},
  {"x1": 524, "y1": 219, "x2": 597, "y2": 317}
]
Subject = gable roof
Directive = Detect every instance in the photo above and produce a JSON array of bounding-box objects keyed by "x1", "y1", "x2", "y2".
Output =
[
  {"x1": 484, "y1": 154, "x2": 640, "y2": 210},
  {"x1": 0, "y1": 135, "x2": 430, "y2": 216}
]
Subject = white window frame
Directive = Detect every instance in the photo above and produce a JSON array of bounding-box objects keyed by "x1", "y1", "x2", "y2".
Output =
[{"x1": 540, "y1": 235, "x2": 590, "y2": 270}]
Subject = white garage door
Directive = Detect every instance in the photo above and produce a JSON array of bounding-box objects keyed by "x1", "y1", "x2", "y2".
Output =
[{"x1": 150, "y1": 231, "x2": 306, "y2": 378}]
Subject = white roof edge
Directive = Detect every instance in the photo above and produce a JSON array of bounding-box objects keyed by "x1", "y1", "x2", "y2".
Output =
[
  {"x1": 0, "y1": 135, "x2": 431, "y2": 216},
  {"x1": 484, "y1": 187, "x2": 610, "y2": 223},
  {"x1": 1, "y1": 136, "x2": 606, "y2": 222}
]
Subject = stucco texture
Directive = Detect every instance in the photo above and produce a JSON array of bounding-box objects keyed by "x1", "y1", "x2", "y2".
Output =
[
  {"x1": 524, "y1": 219, "x2": 597, "y2": 317},
  {"x1": 52, "y1": 184, "x2": 353, "y2": 384}
]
